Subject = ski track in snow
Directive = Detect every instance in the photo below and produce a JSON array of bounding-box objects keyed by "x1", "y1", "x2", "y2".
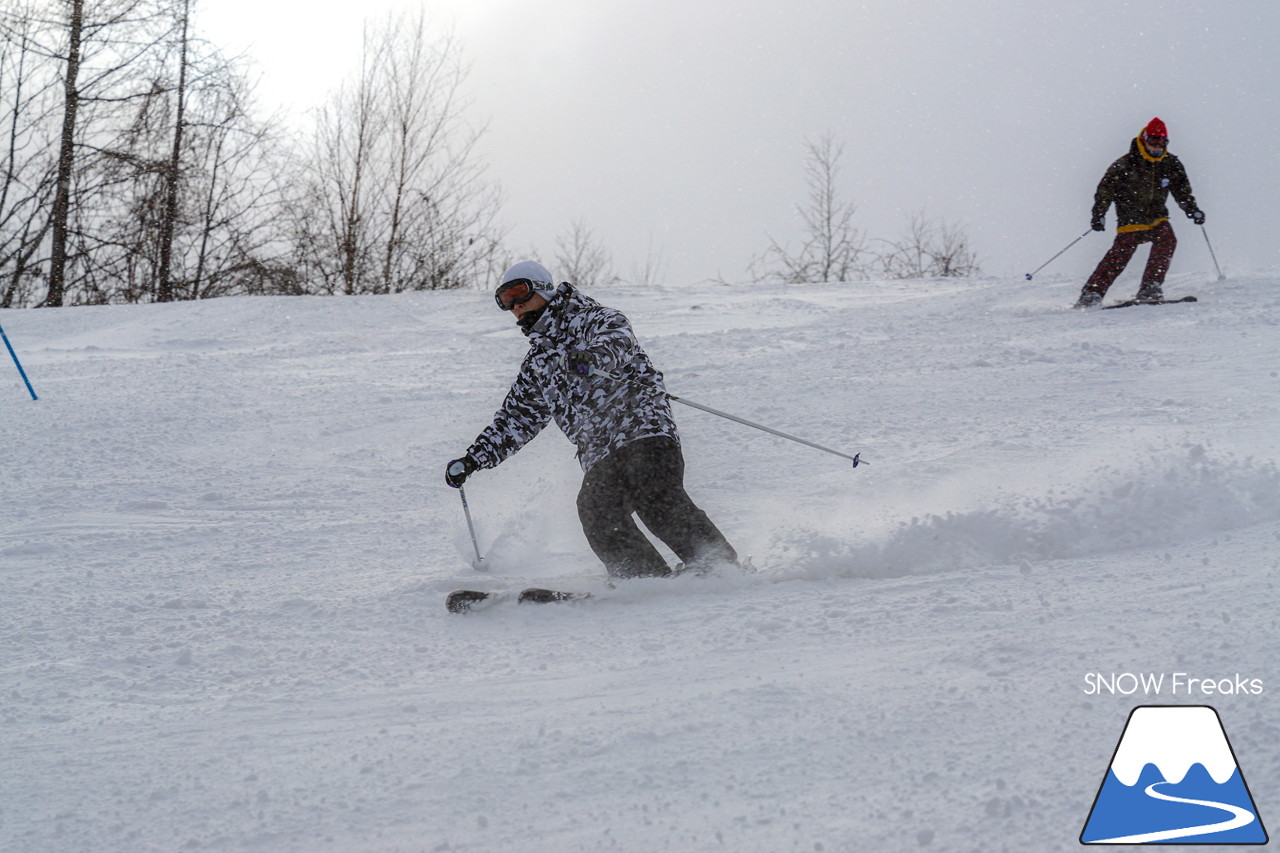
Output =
[{"x1": 2, "y1": 271, "x2": 1280, "y2": 851}]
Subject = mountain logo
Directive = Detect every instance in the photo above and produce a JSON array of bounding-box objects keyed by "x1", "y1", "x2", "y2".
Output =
[{"x1": 1081, "y1": 705, "x2": 1267, "y2": 845}]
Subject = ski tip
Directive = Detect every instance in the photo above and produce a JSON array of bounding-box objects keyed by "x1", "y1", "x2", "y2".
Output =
[
  {"x1": 518, "y1": 588, "x2": 591, "y2": 605},
  {"x1": 446, "y1": 589, "x2": 491, "y2": 613}
]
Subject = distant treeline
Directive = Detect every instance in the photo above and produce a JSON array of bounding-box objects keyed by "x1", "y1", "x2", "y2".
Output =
[
  {"x1": 0, "y1": 0, "x2": 503, "y2": 307},
  {"x1": 0, "y1": 2, "x2": 978, "y2": 309}
]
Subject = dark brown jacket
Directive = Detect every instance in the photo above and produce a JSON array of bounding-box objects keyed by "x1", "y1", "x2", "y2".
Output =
[{"x1": 1093, "y1": 135, "x2": 1198, "y2": 233}]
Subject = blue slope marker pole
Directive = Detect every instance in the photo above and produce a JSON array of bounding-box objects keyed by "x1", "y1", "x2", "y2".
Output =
[{"x1": 0, "y1": 319, "x2": 38, "y2": 400}]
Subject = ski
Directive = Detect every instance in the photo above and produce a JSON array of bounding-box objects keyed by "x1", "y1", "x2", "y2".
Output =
[
  {"x1": 445, "y1": 589, "x2": 504, "y2": 613},
  {"x1": 518, "y1": 587, "x2": 592, "y2": 604},
  {"x1": 445, "y1": 559, "x2": 754, "y2": 612},
  {"x1": 1101, "y1": 295, "x2": 1197, "y2": 310},
  {"x1": 446, "y1": 587, "x2": 591, "y2": 613}
]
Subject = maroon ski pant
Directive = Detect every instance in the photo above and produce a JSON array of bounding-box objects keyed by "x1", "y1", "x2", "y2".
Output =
[{"x1": 1082, "y1": 221, "x2": 1177, "y2": 300}]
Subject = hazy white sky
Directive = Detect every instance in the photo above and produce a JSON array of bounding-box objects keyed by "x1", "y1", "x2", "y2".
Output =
[{"x1": 200, "y1": 0, "x2": 1279, "y2": 287}]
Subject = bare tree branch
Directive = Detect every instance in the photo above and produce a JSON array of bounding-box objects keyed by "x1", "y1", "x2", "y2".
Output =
[
  {"x1": 751, "y1": 133, "x2": 868, "y2": 285},
  {"x1": 289, "y1": 8, "x2": 504, "y2": 295},
  {"x1": 554, "y1": 218, "x2": 617, "y2": 289},
  {"x1": 875, "y1": 210, "x2": 981, "y2": 279}
]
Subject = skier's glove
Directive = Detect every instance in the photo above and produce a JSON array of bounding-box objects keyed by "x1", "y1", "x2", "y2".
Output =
[
  {"x1": 1190, "y1": 209, "x2": 1206, "y2": 225},
  {"x1": 445, "y1": 455, "x2": 478, "y2": 489},
  {"x1": 1090, "y1": 216, "x2": 1106, "y2": 232},
  {"x1": 564, "y1": 349, "x2": 597, "y2": 377}
]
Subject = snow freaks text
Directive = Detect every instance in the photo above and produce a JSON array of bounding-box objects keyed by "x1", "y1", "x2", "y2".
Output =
[{"x1": 1083, "y1": 673, "x2": 1264, "y2": 697}]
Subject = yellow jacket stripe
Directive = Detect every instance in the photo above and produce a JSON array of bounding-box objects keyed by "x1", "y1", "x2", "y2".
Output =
[{"x1": 1117, "y1": 218, "x2": 1169, "y2": 234}]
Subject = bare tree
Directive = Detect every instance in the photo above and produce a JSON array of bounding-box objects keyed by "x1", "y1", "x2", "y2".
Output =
[
  {"x1": 152, "y1": 0, "x2": 187, "y2": 302},
  {"x1": 0, "y1": 3, "x2": 59, "y2": 307},
  {"x1": 181, "y1": 72, "x2": 289, "y2": 299},
  {"x1": 752, "y1": 133, "x2": 867, "y2": 284},
  {"x1": 305, "y1": 27, "x2": 382, "y2": 295},
  {"x1": 45, "y1": 0, "x2": 85, "y2": 307},
  {"x1": 554, "y1": 218, "x2": 616, "y2": 288},
  {"x1": 51, "y1": 0, "x2": 166, "y2": 305},
  {"x1": 60, "y1": 0, "x2": 290, "y2": 304},
  {"x1": 292, "y1": 9, "x2": 503, "y2": 295},
  {"x1": 8, "y1": 0, "x2": 171, "y2": 306},
  {"x1": 927, "y1": 218, "x2": 981, "y2": 278},
  {"x1": 875, "y1": 210, "x2": 981, "y2": 279},
  {"x1": 626, "y1": 233, "x2": 667, "y2": 288}
]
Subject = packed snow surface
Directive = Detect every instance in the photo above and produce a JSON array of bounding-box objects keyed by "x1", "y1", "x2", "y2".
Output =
[{"x1": 3, "y1": 270, "x2": 1280, "y2": 851}]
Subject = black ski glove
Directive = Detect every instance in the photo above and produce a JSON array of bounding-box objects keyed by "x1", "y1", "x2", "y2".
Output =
[
  {"x1": 1189, "y1": 209, "x2": 1206, "y2": 225},
  {"x1": 445, "y1": 455, "x2": 478, "y2": 489},
  {"x1": 1091, "y1": 215, "x2": 1106, "y2": 232},
  {"x1": 564, "y1": 349, "x2": 597, "y2": 377}
]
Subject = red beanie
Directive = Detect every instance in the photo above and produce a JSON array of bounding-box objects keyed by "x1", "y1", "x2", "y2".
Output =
[{"x1": 1144, "y1": 117, "x2": 1168, "y2": 139}]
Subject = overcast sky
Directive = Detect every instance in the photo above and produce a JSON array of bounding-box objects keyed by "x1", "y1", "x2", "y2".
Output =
[{"x1": 200, "y1": 0, "x2": 1279, "y2": 288}]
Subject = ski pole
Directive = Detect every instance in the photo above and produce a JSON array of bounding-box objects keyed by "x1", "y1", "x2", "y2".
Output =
[
  {"x1": 1200, "y1": 224, "x2": 1225, "y2": 281},
  {"x1": 590, "y1": 365, "x2": 865, "y2": 468},
  {"x1": 1025, "y1": 229, "x2": 1092, "y2": 280},
  {"x1": 0, "y1": 319, "x2": 37, "y2": 400},
  {"x1": 453, "y1": 481, "x2": 486, "y2": 571}
]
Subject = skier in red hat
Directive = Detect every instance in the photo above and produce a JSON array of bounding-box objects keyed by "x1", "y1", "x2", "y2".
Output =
[{"x1": 1073, "y1": 118, "x2": 1206, "y2": 308}]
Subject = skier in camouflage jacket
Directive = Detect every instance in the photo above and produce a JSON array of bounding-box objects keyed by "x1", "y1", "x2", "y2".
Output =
[
  {"x1": 445, "y1": 261, "x2": 737, "y2": 579},
  {"x1": 1074, "y1": 117, "x2": 1206, "y2": 308}
]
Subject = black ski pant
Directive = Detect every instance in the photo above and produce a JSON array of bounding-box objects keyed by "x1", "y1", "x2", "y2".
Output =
[{"x1": 577, "y1": 436, "x2": 737, "y2": 579}]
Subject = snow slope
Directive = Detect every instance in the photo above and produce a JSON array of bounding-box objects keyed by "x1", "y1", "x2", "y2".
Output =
[{"x1": 3, "y1": 269, "x2": 1279, "y2": 852}]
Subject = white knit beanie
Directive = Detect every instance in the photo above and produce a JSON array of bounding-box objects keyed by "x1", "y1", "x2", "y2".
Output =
[{"x1": 499, "y1": 261, "x2": 558, "y2": 300}]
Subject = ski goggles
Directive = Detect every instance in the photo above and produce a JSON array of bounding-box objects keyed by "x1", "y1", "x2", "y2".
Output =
[
  {"x1": 1144, "y1": 135, "x2": 1167, "y2": 149},
  {"x1": 494, "y1": 279, "x2": 539, "y2": 310}
]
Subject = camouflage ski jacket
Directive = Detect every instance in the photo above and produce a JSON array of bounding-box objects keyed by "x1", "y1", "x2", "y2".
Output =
[
  {"x1": 1092, "y1": 135, "x2": 1198, "y2": 233},
  {"x1": 465, "y1": 284, "x2": 678, "y2": 473}
]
